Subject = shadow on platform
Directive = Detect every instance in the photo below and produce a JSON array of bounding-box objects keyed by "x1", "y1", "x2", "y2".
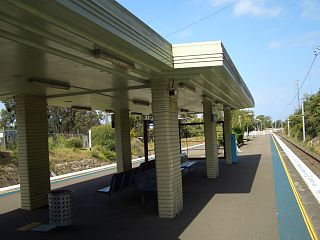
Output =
[{"x1": 0, "y1": 154, "x2": 261, "y2": 240}]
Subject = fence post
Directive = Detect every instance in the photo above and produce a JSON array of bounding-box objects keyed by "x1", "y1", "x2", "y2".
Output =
[{"x1": 88, "y1": 129, "x2": 92, "y2": 151}]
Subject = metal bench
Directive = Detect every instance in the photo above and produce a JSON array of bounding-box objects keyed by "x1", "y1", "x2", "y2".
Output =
[
  {"x1": 134, "y1": 168, "x2": 157, "y2": 204},
  {"x1": 97, "y1": 170, "x2": 134, "y2": 204},
  {"x1": 180, "y1": 153, "x2": 197, "y2": 172}
]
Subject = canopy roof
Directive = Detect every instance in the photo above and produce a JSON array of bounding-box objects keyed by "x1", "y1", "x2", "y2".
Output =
[{"x1": 0, "y1": 0, "x2": 254, "y2": 113}]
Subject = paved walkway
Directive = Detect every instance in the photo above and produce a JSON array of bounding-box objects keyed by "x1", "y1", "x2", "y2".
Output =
[{"x1": 0, "y1": 135, "x2": 280, "y2": 239}]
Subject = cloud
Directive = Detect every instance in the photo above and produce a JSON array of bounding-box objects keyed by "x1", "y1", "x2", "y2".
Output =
[
  {"x1": 267, "y1": 30, "x2": 320, "y2": 49},
  {"x1": 296, "y1": 30, "x2": 320, "y2": 46},
  {"x1": 301, "y1": 0, "x2": 320, "y2": 20},
  {"x1": 212, "y1": 0, "x2": 281, "y2": 17},
  {"x1": 234, "y1": 0, "x2": 281, "y2": 17},
  {"x1": 179, "y1": 29, "x2": 193, "y2": 38},
  {"x1": 268, "y1": 40, "x2": 283, "y2": 49},
  {"x1": 212, "y1": 0, "x2": 229, "y2": 6}
]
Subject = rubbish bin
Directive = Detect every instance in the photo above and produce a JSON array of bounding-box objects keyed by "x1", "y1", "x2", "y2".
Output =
[
  {"x1": 48, "y1": 189, "x2": 73, "y2": 226},
  {"x1": 231, "y1": 134, "x2": 237, "y2": 164}
]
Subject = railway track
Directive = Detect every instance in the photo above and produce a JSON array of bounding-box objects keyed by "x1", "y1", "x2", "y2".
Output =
[{"x1": 276, "y1": 134, "x2": 320, "y2": 179}]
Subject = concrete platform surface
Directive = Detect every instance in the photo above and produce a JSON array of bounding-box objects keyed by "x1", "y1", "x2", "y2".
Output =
[{"x1": 0, "y1": 135, "x2": 279, "y2": 240}]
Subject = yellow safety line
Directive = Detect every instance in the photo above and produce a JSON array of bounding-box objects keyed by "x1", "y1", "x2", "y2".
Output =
[{"x1": 272, "y1": 135, "x2": 318, "y2": 240}]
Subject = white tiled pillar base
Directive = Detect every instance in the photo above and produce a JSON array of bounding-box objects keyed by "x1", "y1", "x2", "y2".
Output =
[
  {"x1": 224, "y1": 106, "x2": 232, "y2": 164},
  {"x1": 203, "y1": 99, "x2": 219, "y2": 178},
  {"x1": 16, "y1": 95, "x2": 50, "y2": 210},
  {"x1": 114, "y1": 109, "x2": 132, "y2": 172},
  {"x1": 151, "y1": 79, "x2": 183, "y2": 218}
]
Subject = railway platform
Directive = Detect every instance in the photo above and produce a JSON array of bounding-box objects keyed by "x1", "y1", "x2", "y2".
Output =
[{"x1": 0, "y1": 134, "x2": 319, "y2": 240}]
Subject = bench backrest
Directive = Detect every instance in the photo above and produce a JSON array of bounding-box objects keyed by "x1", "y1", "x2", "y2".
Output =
[
  {"x1": 180, "y1": 153, "x2": 189, "y2": 163},
  {"x1": 109, "y1": 172, "x2": 125, "y2": 193},
  {"x1": 121, "y1": 170, "x2": 134, "y2": 190},
  {"x1": 139, "y1": 160, "x2": 155, "y2": 172},
  {"x1": 134, "y1": 168, "x2": 157, "y2": 192}
]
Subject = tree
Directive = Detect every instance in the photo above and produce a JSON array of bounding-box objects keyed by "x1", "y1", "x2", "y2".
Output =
[
  {"x1": 255, "y1": 115, "x2": 272, "y2": 130},
  {"x1": 1, "y1": 99, "x2": 102, "y2": 134},
  {"x1": 48, "y1": 106, "x2": 102, "y2": 134},
  {"x1": 130, "y1": 115, "x2": 144, "y2": 138},
  {"x1": 304, "y1": 91, "x2": 320, "y2": 139},
  {"x1": 232, "y1": 110, "x2": 255, "y2": 132},
  {"x1": 274, "y1": 120, "x2": 283, "y2": 128},
  {"x1": 286, "y1": 90, "x2": 320, "y2": 141},
  {"x1": 0, "y1": 99, "x2": 16, "y2": 129}
]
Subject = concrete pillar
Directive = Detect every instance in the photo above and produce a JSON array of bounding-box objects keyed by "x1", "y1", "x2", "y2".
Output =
[
  {"x1": 203, "y1": 99, "x2": 219, "y2": 178},
  {"x1": 223, "y1": 106, "x2": 232, "y2": 164},
  {"x1": 16, "y1": 95, "x2": 50, "y2": 210},
  {"x1": 114, "y1": 109, "x2": 132, "y2": 172},
  {"x1": 151, "y1": 79, "x2": 183, "y2": 218}
]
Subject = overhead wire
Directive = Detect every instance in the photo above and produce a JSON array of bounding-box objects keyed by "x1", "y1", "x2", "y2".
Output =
[
  {"x1": 278, "y1": 49, "x2": 319, "y2": 119},
  {"x1": 148, "y1": 0, "x2": 186, "y2": 23},
  {"x1": 164, "y1": 0, "x2": 238, "y2": 38}
]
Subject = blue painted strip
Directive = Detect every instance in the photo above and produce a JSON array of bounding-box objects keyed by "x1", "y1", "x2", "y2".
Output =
[
  {"x1": 270, "y1": 136, "x2": 312, "y2": 240},
  {"x1": 0, "y1": 189, "x2": 20, "y2": 197}
]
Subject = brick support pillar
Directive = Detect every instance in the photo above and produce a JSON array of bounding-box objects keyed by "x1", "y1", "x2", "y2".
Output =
[
  {"x1": 16, "y1": 95, "x2": 50, "y2": 210},
  {"x1": 151, "y1": 79, "x2": 183, "y2": 218},
  {"x1": 203, "y1": 99, "x2": 219, "y2": 178},
  {"x1": 114, "y1": 109, "x2": 132, "y2": 172},
  {"x1": 224, "y1": 106, "x2": 232, "y2": 164}
]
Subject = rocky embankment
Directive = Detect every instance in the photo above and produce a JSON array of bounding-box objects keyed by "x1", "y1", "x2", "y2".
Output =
[
  {"x1": 51, "y1": 159, "x2": 108, "y2": 176},
  {"x1": 0, "y1": 155, "x2": 108, "y2": 188}
]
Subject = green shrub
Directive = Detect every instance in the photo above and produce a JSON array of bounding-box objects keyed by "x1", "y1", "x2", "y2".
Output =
[
  {"x1": 91, "y1": 125, "x2": 115, "y2": 151},
  {"x1": 217, "y1": 125, "x2": 224, "y2": 145},
  {"x1": 91, "y1": 148, "x2": 107, "y2": 161},
  {"x1": 131, "y1": 138, "x2": 144, "y2": 157},
  {"x1": 233, "y1": 126, "x2": 244, "y2": 144},
  {"x1": 48, "y1": 137, "x2": 55, "y2": 150},
  {"x1": 90, "y1": 145, "x2": 116, "y2": 162},
  {"x1": 55, "y1": 134, "x2": 67, "y2": 148},
  {"x1": 65, "y1": 137, "x2": 83, "y2": 149}
]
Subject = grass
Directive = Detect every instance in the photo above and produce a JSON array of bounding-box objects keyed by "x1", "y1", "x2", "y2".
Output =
[
  {"x1": 181, "y1": 136, "x2": 205, "y2": 149},
  {"x1": 282, "y1": 134, "x2": 320, "y2": 158},
  {"x1": 49, "y1": 147, "x2": 93, "y2": 164},
  {"x1": 0, "y1": 136, "x2": 207, "y2": 187}
]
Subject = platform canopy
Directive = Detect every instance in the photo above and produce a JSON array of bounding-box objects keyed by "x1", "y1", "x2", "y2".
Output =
[{"x1": 0, "y1": 0, "x2": 254, "y2": 113}]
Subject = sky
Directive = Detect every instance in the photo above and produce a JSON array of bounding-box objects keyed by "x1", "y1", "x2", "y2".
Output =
[
  {"x1": 116, "y1": 0, "x2": 320, "y2": 120},
  {"x1": 1, "y1": 0, "x2": 319, "y2": 121}
]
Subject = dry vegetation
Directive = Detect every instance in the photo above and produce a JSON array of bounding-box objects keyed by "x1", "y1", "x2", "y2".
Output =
[{"x1": 0, "y1": 136, "x2": 205, "y2": 188}]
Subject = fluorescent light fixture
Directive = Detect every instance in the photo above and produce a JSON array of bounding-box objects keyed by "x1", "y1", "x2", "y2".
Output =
[
  {"x1": 132, "y1": 99, "x2": 150, "y2": 107},
  {"x1": 28, "y1": 78, "x2": 70, "y2": 91},
  {"x1": 178, "y1": 83, "x2": 196, "y2": 93},
  {"x1": 71, "y1": 105, "x2": 92, "y2": 111},
  {"x1": 92, "y1": 49, "x2": 135, "y2": 70}
]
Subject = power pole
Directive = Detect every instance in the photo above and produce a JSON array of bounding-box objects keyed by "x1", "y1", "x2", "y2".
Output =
[
  {"x1": 287, "y1": 119, "x2": 290, "y2": 137},
  {"x1": 302, "y1": 100, "x2": 306, "y2": 142},
  {"x1": 296, "y1": 80, "x2": 300, "y2": 109}
]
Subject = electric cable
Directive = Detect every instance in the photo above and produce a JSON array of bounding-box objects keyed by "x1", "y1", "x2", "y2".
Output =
[
  {"x1": 164, "y1": 0, "x2": 238, "y2": 38},
  {"x1": 278, "y1": 48, "x2": 319, "y2": 119}
]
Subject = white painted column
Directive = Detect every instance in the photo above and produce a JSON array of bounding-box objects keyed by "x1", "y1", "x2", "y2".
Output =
[
  {"x1": 114, "y1": 109, "x2": 132, "y2": 172},
  {"x1": 16, "y1": 95, "x2": 50, "y2": 210},
  {"x1": 224, "y1": 106, "x2": 232, "y2": 164},
  {"x1": 151, "y1": 79, "x2": 183, "y2": 218},
  {"x1": 203, "y1": 99, "x2": 219, "y2": 178}
]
